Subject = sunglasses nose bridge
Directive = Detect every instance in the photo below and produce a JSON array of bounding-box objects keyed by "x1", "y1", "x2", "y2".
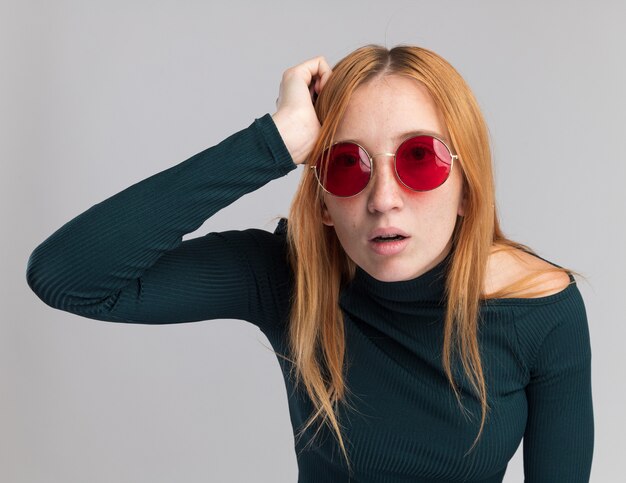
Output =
[
  {"x1": 368, "y1": 152, "x2": 397, "y2": 173},
  {"x1": 370, "y1": 152, "x2": 396, "y2": 159},
  {"x1": 364, "y1": 151, "x2": 405, "y2": 213},
  {"x1": 368, "y1": 152, "x2": 398, "y2": 178},
  {"x1": 366, "y1": 151, "x2": 402, "y2": 193}
]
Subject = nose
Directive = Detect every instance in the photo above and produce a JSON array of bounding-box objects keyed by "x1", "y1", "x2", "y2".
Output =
[{"x1": 366, "y1": 153, "x2": 404, "y2": 214}]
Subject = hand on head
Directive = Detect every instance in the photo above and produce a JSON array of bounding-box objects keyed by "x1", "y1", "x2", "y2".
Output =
[{"x1": 271, "y1": 56, "x2": 333, "y2": 165}]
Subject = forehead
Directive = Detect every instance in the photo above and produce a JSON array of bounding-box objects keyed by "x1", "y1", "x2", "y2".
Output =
[{"x1": 334, "y1": 75, "x2": 450, "y2": 144}]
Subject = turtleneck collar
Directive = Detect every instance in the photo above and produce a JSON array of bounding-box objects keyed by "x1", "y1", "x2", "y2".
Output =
[{"x1": 343, "y1": 250, "x2": 453, "y2": 305}]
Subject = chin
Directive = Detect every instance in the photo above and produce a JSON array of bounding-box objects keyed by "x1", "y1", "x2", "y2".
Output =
[
  {"x1": 365, "y1": 264, "x2": 412, "y2": 283},
  {"x1": 375, "y1": 274, "x2": 404, "y2": 283}
]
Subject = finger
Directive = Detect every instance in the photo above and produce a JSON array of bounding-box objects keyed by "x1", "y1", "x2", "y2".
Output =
[
  {"x1": 296, "y1": 55, "x2": 330, "y2": 85},
  {"x1": 316, "y1": 58, "x2": 333, "y2": 90},
  {"x1": 314, "y1": 56, "x2": 332, "y2": 83}
]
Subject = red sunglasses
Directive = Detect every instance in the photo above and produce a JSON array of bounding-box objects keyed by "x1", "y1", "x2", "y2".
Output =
[{"x1": 310, "y1": 134, "x2": 458, "y2": 197}]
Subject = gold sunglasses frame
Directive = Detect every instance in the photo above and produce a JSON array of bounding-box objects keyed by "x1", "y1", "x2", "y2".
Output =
[{"x1": 310, "y1": 134, "x2": 458, "y2": 198}]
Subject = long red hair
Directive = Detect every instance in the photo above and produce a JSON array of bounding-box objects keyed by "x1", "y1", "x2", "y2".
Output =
[{"x1": 269, "y1": 43, "x2": 584, "y2": 476}]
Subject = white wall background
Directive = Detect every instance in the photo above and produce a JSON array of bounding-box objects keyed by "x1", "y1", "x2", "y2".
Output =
[{"x1": 2, "y1": 0, "x2": 624, "y2": 481}]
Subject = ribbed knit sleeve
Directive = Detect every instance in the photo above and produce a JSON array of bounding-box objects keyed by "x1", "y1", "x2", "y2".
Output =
[
  {"x1": 516, "y1": 287, "x2": 594, "y2": 482},
  {"x1": 25, "y1": 113, "x2": 298, "y2": 330}
]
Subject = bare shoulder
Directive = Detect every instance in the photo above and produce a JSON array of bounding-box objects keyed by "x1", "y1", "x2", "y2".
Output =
[{"x1": 484, "y1": 245, "x2": 572, "y2": 298}]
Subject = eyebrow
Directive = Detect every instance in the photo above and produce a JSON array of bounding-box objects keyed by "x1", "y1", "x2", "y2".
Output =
[{"x1": 338, "y1": 129, "x2": 451, "y2": 146}]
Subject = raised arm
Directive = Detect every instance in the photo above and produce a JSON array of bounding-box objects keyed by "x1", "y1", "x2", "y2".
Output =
[
  {"x1": 25, "y1": 114, "x2": 297, "y2": 329},
  {"x1": 522, "y1": 288, "x2": 594, "y2": 482},
  {"x1": 26, "y1": 55, "x2": 332, "y2": 332}
]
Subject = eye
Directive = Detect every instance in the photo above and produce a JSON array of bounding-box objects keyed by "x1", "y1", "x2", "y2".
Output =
[
  {"x1": 407, "y1": 146, "x2": 434, "y2": 164},
  {"x1": 410, "y1": 146, "x2": 426, "y2": 160},
  {"x1": 328, "y1": 144, "x2": 371, "y2": 171},
  {"x1": 334, "y1": 153, "x2": 359, "y2": 168}
]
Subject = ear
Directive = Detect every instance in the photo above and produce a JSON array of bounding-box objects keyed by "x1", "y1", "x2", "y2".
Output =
[{"x1": 321, "y1": 201, "x2": 334, "y2": 226}]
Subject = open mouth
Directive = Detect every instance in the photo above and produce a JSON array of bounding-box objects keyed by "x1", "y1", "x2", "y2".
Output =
[{"x1": 371, "y1": 235, "x2": 407, "y2": 242}]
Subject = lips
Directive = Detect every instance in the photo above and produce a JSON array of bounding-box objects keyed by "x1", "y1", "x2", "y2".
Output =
[{"x1": 368, "y1": 227, "x2": 411, "y2": 241}]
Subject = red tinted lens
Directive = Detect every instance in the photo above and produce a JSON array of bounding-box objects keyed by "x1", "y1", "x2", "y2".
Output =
[
  {"x1": 395, "y1": 136, "x2": 453, "y2": 191},
  {"x1": 316, "y1": 143, "x2": 371, "y2": 197}
]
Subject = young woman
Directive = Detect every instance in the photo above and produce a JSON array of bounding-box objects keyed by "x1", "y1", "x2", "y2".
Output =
[{"x1": 26, "y1": 44, "x2": 594, "y2": 482}]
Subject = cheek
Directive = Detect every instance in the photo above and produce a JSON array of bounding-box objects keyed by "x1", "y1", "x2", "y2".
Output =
[
  {"x1": 428, "y1": 193, "x2": 459, "y2": 223},
  {"x1": 334, "y1": 210, "x2": 357, "y2": 235},
  {"x1": 323, "y1": 199, "x2": 361, "y2": 234},
  {"x1": 404, "y1": 191, "x2": 459, "y2": 240},
  {"x1": 422, "y1": 173, "x2": 464, "y2": 215},
  {"x1": 324, "y1": 203, "x2": 362, "y2": 253}
]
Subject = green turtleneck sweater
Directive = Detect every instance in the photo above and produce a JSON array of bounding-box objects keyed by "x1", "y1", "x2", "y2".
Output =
[{"x1": 25, "y1": 113, "x2": 594, "y2": 482}]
